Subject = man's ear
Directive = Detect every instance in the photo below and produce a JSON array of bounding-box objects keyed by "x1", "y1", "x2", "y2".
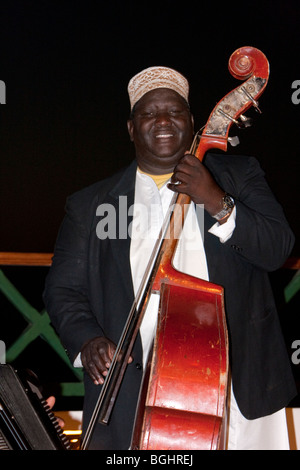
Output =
[{"x1": 127, "y1": 119, "x2": 134, "y2": 142}]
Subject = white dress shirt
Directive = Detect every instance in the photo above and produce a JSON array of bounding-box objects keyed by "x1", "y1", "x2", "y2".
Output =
[
  {"x1": 130, "y1": 169, "x2": 236, "y2": 368},
  {"x1": 129, "y1": 170, "x2": 290, "y2": 451}
]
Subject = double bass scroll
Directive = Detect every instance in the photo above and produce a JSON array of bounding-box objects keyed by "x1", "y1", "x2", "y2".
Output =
[{"x1": 194, "y1": 46, "x2": 269, "y2": 162}]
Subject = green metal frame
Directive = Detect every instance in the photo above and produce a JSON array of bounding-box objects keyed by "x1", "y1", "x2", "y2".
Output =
[
  {"x1": 0, "y1": 269, "x2": 83, "y2": 396},
  {"x1": 284, "y1": 269, "x2": 300, "y2": 303},
  {"x1": 0, "y1": 262, "x2": 298, "y2": 397}
]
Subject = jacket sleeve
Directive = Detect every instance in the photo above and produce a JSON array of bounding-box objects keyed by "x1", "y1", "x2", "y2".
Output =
[
  {"x1": 43, "y1": 191, "x2": 105, "y2": 363},
  {"x1": 219, "y1": 156, "x2": 295, "y2": 271}
]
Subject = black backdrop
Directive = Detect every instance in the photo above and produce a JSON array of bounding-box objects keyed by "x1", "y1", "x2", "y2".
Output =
[
  {"x1": 0, "y1": 1, "x2": 299, "y2": 405},
  {"x1": 0, "y1": 0, "x2": 299, "y2": 254}
]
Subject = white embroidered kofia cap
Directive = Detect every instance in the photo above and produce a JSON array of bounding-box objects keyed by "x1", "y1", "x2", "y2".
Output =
[{"x1": 127, "y1": 66, "x2": 189, "y2": 110}]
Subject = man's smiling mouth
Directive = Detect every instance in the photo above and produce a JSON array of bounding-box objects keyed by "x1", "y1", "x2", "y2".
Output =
[{"x1": 155, "y1": 133, "x2": 174, "y2": 138}]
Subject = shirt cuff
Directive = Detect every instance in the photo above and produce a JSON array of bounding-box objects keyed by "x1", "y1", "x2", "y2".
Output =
[
  {"x1": 208, "y1": 206, "x2": 236, "y2": 243},
  {"x1": 73, "y1": 352, "x2": 83, "y2": 368}
]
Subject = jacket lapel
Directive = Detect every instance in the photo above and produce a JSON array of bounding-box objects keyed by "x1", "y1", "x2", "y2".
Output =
[{"x1": 101, "y1": 162, "x2": 137, "y2": 302}]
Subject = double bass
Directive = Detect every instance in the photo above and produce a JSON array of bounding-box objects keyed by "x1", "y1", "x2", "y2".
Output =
[{"x1": 81, "y1": 46, "x2": 270, "y2": 450}]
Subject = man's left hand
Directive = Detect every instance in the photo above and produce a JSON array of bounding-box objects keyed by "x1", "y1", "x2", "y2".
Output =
[{"x1": 168, "y1": 153, "x2": 225, "y2": 217}]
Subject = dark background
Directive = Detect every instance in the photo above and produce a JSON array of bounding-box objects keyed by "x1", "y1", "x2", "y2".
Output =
[
  {"x1": 0, "y1": 1, "x2": 299, "y2": 406},
  {"x1": 0, "y1": 0, "x2": 299, "y2": 254}
]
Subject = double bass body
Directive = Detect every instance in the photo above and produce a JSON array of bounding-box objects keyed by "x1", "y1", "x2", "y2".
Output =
[{"x1": 131, "y1": 269, "x2": 229, "y2": 450}]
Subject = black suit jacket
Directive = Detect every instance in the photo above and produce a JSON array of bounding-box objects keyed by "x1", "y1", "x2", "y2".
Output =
[{"x1": 44, "y1": 153, "x2": 297, "y2": 449}]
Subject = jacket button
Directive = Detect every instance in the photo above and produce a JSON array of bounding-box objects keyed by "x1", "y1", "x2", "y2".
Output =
[
  {"x1": 231, "y1": 244, "x2": 242, "y2": 251},
  {"x1": 135, "y1": 363, "x2": 142, "y2": 370}
]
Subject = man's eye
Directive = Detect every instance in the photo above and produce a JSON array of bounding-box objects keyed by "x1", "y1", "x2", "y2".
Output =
[
  {"x1": 169, "y1": 109, "x2": 182, "y2": 115},
  {"x1": 140, "y1": 111, "x2": 155, "y2": 117}
]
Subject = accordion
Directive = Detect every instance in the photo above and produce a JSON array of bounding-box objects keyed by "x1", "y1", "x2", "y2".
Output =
[{"x1": 0, "y1": 364, "x2": 70, "y2": 450}]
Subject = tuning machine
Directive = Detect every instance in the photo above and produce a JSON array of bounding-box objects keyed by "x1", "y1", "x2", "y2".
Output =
[
  {"x1": 218, "y1": 108, "x2": 252, "y2": 130},
  {"x1": 241, "y1": 85, "x2": 262, "y2": 114},
  {"x1": 237, "y1": 114, "x2": 253, "y2": 128},
  {"x1": 228, "y1": 136, "x2": 240, "y2": 147}
]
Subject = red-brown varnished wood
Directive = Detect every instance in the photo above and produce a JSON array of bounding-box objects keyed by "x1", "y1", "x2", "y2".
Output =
[{"x1": 134, "y1": 278, "x2": 228, "y2": 450}]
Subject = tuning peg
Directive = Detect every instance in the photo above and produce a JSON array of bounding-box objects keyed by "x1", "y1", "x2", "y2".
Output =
[
  {"x1": 228, "y1": 136, "x2": 240, "y2": 147},
  {"x1": 238, "y1": 114, "x2": 253, "y2": 128},
  {"x1": 241, "y1": 86, "x2": 262, "y2": 114}
]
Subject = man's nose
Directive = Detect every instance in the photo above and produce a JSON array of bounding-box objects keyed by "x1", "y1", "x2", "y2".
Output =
[{"x1": 155, "y1": 112, "x2": 172, "y2": 125}]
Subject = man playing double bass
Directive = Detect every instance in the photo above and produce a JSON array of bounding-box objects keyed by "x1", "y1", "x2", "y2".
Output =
[{"x1": 44, "y1": 66, "x2": 297, "y2": 450}]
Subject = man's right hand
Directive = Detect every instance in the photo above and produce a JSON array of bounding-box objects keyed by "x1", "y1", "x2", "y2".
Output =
[{"x1": 81, "y1": 336, "x2": 117, "y2": 385}]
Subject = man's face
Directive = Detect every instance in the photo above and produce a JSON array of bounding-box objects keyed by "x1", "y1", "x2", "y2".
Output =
[{"x1": 127, "y1": 88, "x2": 194, "y2": 175}]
